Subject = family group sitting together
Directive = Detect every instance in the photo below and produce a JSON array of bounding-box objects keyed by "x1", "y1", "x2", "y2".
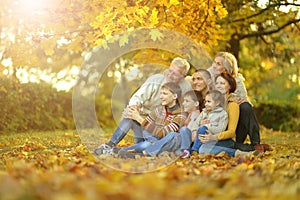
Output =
[{"x1": 94, "y1": 52, "x2": 271, "y2": 159}]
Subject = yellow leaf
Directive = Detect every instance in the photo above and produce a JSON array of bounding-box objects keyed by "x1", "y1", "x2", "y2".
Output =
[
  {"x1": 119, "y1": 34, "x2": 129, "y2": 47},
  {"x1": 149, "y1": 29, "x2": 163, "y2": 42},
  {"x1": 169, "y1": 0, "x2": 180, "y2": 6},
  {"x1": 40, "y1": 38, "x2": 57, "y2": 56},
  {"x1": 149, "y1": 8, "x2": 159, "y2": 26}
]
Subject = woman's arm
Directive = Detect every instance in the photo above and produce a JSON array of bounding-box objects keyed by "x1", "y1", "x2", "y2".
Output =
[{"x1": 217, "y1": 102, "x2": 239, "y2": 140}]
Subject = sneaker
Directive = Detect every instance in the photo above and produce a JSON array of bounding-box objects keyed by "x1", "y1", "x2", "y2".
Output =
[
  {"x1": 235, "y1": 149, "x2": 251, "y2": 157},
  {"x1": 180, "y1": 149, "x2": 190, "y2": 158},
  {"x1": 94, "y1": 143, "x2": 113, "y2": 155},
  {"x1": 235, "y1": 150, "x2": 260, "y2": 157},
  {"x1": 112, "y1": 147, "x2": 122, "y2": 154},
  {"x1": 118, "y1": 150, "x2": 143, "y2": 159}
]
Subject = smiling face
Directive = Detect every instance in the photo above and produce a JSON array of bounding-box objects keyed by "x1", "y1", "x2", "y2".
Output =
[
  {"x1": 215, "y1": 76, "x2": 231, "y2": 95},
  {"x1": 211, "y1": 56, "x2": 226, "y2": 75},
  {"x1": 159, "y1": 87, "x2": 177, "y2": 108},
  {"x1": 165, "y1": 64, "x2": 184, "y2": 83},
  {"x1": 192, "y1": 72, "x2": 207, "y2": 92}
]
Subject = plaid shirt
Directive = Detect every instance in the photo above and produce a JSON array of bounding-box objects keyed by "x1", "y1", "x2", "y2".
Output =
[{"x1": 141, "y1": 105, "x2": 187, "y2": 139}]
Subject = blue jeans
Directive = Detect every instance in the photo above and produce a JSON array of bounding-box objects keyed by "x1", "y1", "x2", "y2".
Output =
[
  {"x1": 110, "y1": 118, "x2": 144, "y2": 145},
  {"x1": 144, "y1": 126, "x2": 192, "y2": 156},
  {"x1": 144, "y1": 132, "x2": 177, "y2": 155},
  {"x1": 121, "y1": 141, "x2": 152, "y2": 152},
  {"x1": 179, "y1": 127, "x2": 192, "y2": 150},
  {"x1": 121, "y1": 130, "x2": 158, "y2": 153},
  {"x1": 191, "y1": 126, "x2": 208, "y2": 152},
  {"x1": 199, "y1": 139, "x2": 235, "y2": 156}
]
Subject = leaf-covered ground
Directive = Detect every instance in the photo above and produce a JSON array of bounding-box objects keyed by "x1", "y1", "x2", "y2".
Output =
[{"x1": 0, "y1": 128, "x2": 299, "y2": 200}]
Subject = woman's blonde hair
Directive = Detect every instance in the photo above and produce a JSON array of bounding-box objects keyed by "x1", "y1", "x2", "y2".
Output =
[{"x1": 215, "y1": 52, "x2": 238, "y2": 77}]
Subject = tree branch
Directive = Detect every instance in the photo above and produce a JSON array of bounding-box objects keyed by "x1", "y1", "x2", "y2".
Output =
[
  {"x1": 239, "y1": 18, "x2": 300, "y2": 39},
  {"x1": 232, "y1": 3, "x2": 300, "y2": 23},
  {"x1": 198, "y1": 0, "x2": 210, "y2": 32}
]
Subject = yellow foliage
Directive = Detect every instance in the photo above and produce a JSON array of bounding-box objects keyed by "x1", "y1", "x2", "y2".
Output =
[
  {"x1": 149, "y1": 29, "x2": 164, "y2": 41},
  {"x1": 0, "y1": 0, "x2": 228, "y2": 69},
  {"x1": 0, "y1": 130, "x2": 299, "y2": 199}
]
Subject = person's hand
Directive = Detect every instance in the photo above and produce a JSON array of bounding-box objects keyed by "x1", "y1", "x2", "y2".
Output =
[
  {"x1": 232, "y1": 97, "x2": 247, "y2": 105},
  {"x1": 122, "y1": 105, "x2": 140, "y2": 119},
  {"x1": 199, "y1": 130, "x2": 217, "y2": 143},
  {"x1": 126, "y1": 106, "x2": 140, "y2": 120}
]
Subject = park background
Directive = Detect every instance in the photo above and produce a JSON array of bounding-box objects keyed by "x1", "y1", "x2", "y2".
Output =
[{"x1": 0, "y1": 0, "x2": 299, "y2": 199}]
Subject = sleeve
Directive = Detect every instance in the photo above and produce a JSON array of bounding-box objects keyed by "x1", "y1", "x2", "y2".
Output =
[
  {"x1": 141, "y1": 108, "x2": 187, "y2": 139},
  {"x1": 206, "y1": 110, "x2": 228, "y2": 134},
  {"x1": 217, "y1": 102, "x2": 240, "y2": 141},
  {"x1": 190, "y1": 112, "x2": 203, "y2": 133},
  {"x1": 141, "y1": 109, "x2": 158, "y2": 133},
  {"x1": 233, "y1": 73, "x2": 248, "y2": 99},
  {"x1": 128, "y1": 74, "x2": 164, "y2": 107},
  {"x1": 156, "y1": 113, "x2": 187, "y2": 138},
  {"x1": 187, "y1": 112, "x2": 200, "y2": 130}
]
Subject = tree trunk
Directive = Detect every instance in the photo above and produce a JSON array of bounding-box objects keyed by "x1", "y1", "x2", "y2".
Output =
[{"x1": 227, "y1": 34, "x2": 240, "y2": 64}]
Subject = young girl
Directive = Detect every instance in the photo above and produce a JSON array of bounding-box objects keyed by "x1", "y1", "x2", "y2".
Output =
[
  {"x1": 190, "y1": 90, "x2": 228, "y2": 153},
  {"x1": 118, "y1": 82, "x2": 187, "y2": 157}
]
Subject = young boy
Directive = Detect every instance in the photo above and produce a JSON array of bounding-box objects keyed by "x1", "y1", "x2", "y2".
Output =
[
  {"x1": 140, "y1": 90, "x2": 204, "y2": 158},
  {"x1": 94, "y1": 58, "x2": 191, "y2": 155},
  {"x1": 190, "y1": 90, "x2": 228, "y2": 153},
  {"x1": 109, "y1": 82, "x2": 187, "y2": 157}
]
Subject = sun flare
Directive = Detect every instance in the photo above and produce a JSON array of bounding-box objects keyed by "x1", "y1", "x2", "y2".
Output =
[{"x1": 14, "y1": 0, "x2": 51, "y2": 14}]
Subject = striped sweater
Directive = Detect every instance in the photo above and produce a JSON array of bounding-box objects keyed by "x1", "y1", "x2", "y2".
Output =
[{"x1": 141, "y1": 105, "x2": 188, "y2": 139}]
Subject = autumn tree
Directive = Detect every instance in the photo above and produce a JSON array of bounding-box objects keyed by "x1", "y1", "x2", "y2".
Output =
[
  {"x1": 219, "y1": 0, "x2": 300, "y2": 60},
  {"x1": 216, "y1": 0, "x2": 300, "y2": 102},
  {"x1": 0, "y1": 0, "x2": 227, "y2": 82}
]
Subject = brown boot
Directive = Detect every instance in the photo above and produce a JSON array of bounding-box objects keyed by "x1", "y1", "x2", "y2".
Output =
[
  {"x1": 254, "y1": 144, "x2": 264, "y2": 153},
  {"x1": 254, "y1": 144, "x2": 272, "y2": 152},
  {"x1": 261, "y1": 143, "x2": 272, "y2": 151}
]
